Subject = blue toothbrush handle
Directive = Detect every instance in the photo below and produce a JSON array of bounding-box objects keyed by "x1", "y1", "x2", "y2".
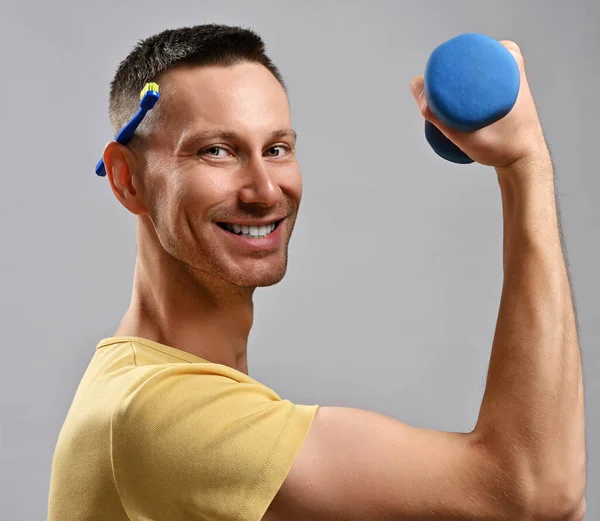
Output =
[
  {"x1": 114, "y1": 107, "x2": 147, "y2": 144},
  {"x1": 423, "y1": 33, "x2": 520, "y2": 164},
  {"x1": 95, "y1": 158, "x2": 106, "y2": 177},
  {"x1": 95, "y1": 107, "x2": 148, "y2": 177}
]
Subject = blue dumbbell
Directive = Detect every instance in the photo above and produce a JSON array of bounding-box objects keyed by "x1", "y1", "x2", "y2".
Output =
[{"x1": 423, "y1": 33, "x2": 521, "y2": 164}]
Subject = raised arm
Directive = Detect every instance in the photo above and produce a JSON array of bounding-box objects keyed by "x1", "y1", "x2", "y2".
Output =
[
  {"x1": 473, "y1": 139, "x2": 586, "y2": 521},
  {"x1": 264, "y1": 41, "x2": 586, "y2": 521}
]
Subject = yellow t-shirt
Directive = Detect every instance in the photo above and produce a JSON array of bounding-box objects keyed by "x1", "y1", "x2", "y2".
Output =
[{"x1": 48, "y1": 336, "x2": 319, "y2": 521}]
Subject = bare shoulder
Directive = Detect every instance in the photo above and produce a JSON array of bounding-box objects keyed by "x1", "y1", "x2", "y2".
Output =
[{"x1": 264, "y1": 406, "x2": 524, "y2": 521}]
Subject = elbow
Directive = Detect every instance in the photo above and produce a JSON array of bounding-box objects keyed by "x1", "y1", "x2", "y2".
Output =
[
  {"x1": 538, "y1": 498, "x2": 586, "y2": 521},
  {"x1": 564, "y1": 497, "x2": 586, "y2": 521},
  {"x1": 474, "y1": 431, "x2": 586, "y2": 521},
  {"x1": 541, "y1": 465, "x2": 587, "y2": 521},
  {"x1": 553, "y1": 495, "x2": 586, "y2": 521},
  {"x1": 501, "y1": 479, "x2": 585, "y2": 521},
  {"x1": 524, "y1": 476, "x2": 586, "y2": 521}
]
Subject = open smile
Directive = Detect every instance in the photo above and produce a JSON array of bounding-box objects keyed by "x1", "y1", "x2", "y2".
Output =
[
  {"x1": 216, "y1": 219, "x2": 283, "y2": 239},
  {"x1": 214, "y1": 218, "x2": 286, "y2": 252}
]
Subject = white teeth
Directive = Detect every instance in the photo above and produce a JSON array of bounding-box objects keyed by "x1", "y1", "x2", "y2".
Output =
[{"x1": 222, "y1": 221, "x2": 278, "y2": 238}]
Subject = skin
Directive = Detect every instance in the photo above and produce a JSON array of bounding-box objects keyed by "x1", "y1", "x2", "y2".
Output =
[
  {"x1": 102, "y1": 41, "x2": 541, "y2": 378},
  {"x1": 264, "y1": 40, "x2": 586, "y2": 520},
  {"x1": 410, "y1": 41, "x2": 548, "y2": 169},
  {"x1": 99, "y1": 41, "x2": 585, "y2": 520},
  {"x1": 102, "y1": 62, "x2": 302, "y2": 374}
]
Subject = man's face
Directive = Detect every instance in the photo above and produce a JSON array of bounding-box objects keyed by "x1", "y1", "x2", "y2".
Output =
[{"x1": 139, "y1": 62, "x2": 302, "y2": 288}]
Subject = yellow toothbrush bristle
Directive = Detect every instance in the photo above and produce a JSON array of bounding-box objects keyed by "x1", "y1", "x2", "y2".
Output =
[{"x1": 140, "y1": 82, "x2": 160, "y2": 99}]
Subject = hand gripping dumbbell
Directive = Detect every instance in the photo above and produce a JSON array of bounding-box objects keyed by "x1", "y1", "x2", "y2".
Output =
[{"x1": 423, "y1": 33, "x2": 521, "y2": 164}]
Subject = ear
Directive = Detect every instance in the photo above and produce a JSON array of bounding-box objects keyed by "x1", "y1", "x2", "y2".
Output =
[{"x1": 103, "y1": 140, "x2": 148, "y2": 215}]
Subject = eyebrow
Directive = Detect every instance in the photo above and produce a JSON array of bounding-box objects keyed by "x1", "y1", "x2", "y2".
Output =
[{"x1": 177, "y1": 128, "x2": 297, "y2": 150}]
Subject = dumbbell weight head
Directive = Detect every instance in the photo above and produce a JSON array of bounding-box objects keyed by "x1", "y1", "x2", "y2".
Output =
[{"x1": 423, "y1": 33, "x2": 521, "y2": 164}]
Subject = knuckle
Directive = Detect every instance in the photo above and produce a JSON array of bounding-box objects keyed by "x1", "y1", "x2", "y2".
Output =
[
  {"x1": 500, "y1": 40, "x2": 524, "y2": 63},
  {"x1": 500, "y1": 40, "x2": 521, "y2": 53}
]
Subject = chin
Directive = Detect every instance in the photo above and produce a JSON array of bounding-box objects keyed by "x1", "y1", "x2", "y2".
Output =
[{"x1": 230, "y1": 263, "x2": 287, "y2": 288}]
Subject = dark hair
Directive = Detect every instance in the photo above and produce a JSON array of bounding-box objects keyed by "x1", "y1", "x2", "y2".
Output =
[{"x1": 108, "y1": 24, "x2": 286, "y2": 133}]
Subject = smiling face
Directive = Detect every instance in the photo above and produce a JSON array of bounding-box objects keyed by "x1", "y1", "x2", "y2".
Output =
[{"x1": 134, "y1": 62, "x2": 302, "y2": 288}]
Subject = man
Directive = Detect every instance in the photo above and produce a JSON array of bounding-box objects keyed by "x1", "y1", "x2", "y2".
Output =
[{"x1": 48, "y1": 24, "x2": 586, "y2": 521}]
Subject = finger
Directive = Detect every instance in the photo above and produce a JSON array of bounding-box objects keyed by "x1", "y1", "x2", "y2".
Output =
[
  {"x1": 410, "y1": 76, "x2": 440, "y2": 123},
  {"x1": 498, "y1": 40, "x2": 525, "y2": 69},
  {"x1": 410, "y1": 75, "x2": 463, "y2": 141},
  {"x1": 497, "y1": 40, "x2": 530, "y2": 101}
]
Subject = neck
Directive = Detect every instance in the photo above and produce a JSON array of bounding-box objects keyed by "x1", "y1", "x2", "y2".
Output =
[{"x1": 115, "y1": 216, "x2": 254, "y2": 374}]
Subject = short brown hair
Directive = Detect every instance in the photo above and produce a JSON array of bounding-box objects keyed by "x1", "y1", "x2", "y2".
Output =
[{"x1": 108, "y1": 24, "x2": 286, "y2": 133}]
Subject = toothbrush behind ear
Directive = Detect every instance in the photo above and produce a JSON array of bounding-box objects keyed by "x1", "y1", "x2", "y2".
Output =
[{"x1": 95, "y1": 82, "x2": 160, "y2": 177}]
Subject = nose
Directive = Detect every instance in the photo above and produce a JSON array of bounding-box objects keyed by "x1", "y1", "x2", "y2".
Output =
[{"x1": 238, "y1": 156, "x2": 282, "y2": 207}]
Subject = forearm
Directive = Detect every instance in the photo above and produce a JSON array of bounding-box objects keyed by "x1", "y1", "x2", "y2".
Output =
[{"x1": 473, "y1": 151, "x2": 586, "y2": 518}]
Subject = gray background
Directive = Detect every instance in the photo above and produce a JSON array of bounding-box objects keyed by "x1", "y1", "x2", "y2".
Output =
[{"x1": 0, "y1": 0, "x2": 597, "y2": 519}]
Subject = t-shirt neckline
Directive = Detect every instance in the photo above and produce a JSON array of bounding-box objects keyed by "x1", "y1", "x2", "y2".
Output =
[{"x1": 96, "y1": 336, "x2": 210, "y2": 364}]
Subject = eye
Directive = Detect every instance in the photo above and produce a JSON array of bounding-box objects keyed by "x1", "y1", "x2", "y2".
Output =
[
  {"x1": 200, "y1": 146, "x2": 232, "y2": 158},
  {"x1": 265, "y1": 145, "x2": 289, "y2": 157}
]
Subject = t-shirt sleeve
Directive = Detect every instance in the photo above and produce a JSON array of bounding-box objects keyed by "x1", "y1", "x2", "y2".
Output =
[{"x1": 111, "y1": 365, "x2": 318, "y2": 521}]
